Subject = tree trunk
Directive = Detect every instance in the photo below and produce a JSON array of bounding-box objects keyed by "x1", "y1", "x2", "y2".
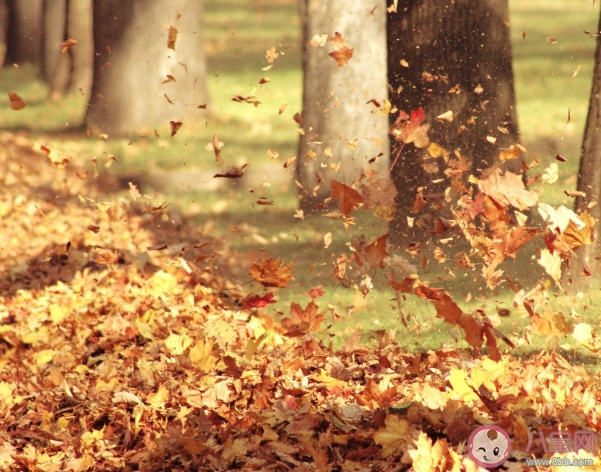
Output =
[
  {"x1": 86, "y1": 0, "x2": 209, "y2": 136},
  {"x1": 5, "y1": 0, "x2": 42, "y2": 65},
  {"x1": 562, "y1": 9, "x2": 601, "y2": 292},
  {"x1": 296, "y1": 0, "x2": 389, "y2": 212},
  {"x1": 42, "y1": 0, "x2": 70, "y2": 98},
  {"x1": 0, "y1": 0, "x2": 8, "y2": 65},
  {"x1": 386, "y1": 0, "x2": 519, "y2": 245},
  {"x1": 67, "y1": 0, "x2": 93, "y2": 96}
]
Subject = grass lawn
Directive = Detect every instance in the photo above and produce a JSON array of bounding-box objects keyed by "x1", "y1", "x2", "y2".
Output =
[{"x1": 0, "y1": 0, "x2": 600, "y2": 367}]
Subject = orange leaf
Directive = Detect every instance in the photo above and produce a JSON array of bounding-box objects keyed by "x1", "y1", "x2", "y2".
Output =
[
  {"x1": 281, "y1": 301, "x2": 325, "y2": 337},
  {"x1": 250, "y1": 258, "x2": 293, "y2": 288},
  {"x1": 8, "y1": 93, "x2": 26, "y2": 110},
  {"x1": 330, "y1": 180, "x2": 363, "y2": 216}
]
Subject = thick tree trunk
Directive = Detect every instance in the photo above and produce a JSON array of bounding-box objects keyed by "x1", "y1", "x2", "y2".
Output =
[
  {"x1": 5, "y1": 0, "x2": 42, "y2": 65},
  {"x1": 0, "y1": 0, "x2": 8, "y2": 65},
  {"x1": 42, "y1": 0, "x2": 70, "y2": 98},
  {"x1": 386, "y1": 0, "x2": 519, "y2": 245},
  {"x1": 86, "y1": 0, "x2": 209, "y2": 136},
  {"x1": 296, "y1": 0, "x2": 389, "y2": 212},
  {"x1": 67, "y1": 0, "x2": 93, "y2": 96},
  {"x1": 563, "y1": 9, "x2": 601, "y2": 292}
]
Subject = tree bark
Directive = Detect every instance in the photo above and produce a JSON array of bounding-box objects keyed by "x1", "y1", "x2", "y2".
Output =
[
  {"x1": 0, "y1": 0, "x2": 8, "y2": 65},
  {"x1": 386, "y1": 0, "x2": 519, "y2": 245},
  {"x1": 562, "y1": 9, "x2": 601, "y2": 291},
  {"x1": 86, "y1": 0, "x2": 209, "y2": 136},
  {"x1": 42, "y1": 0, "x2": 70, "y2": 98},
  {"x1": 5, "y1": 0, "x2": 42, "y2": 65},
  {"x1": 67, "y1": 0, "x2": 93, "y2": 96},
  {"x1": 296, "y1": 0, "x2": 389, "y2": 212}
]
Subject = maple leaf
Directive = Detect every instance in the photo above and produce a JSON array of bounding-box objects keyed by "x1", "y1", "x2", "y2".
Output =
[
  {"x1": 390, "y1": 108, "x2": 430, "y2": 148},
  {"x1": 373, "y1": 414, "x2": 413, "y2": 458},
  {"x1": 242, "y1": 291, "x2": 277, "y2": 310},
  {"x1": 361, "y1": 178, "x2": 397, "y2": 210},
  {"x1": 330, "y1": 180, "x2": 363, "y2": 215},
  {"x1": 95, "y1": 248, "x2": 119, "y2": 266},
  {"x1": 478, "y1": 168, "x2": 540, "y2": 211},
  {"x1": 266, "y1": 47, "x2": 279, "y2": 63},
  {"x1": 8, "y1": 92, "x2": 26, "y2": 110},
  {"x1": 409, "y1": 432, "x2": 462, "y2": 472},
  {"x1": 189, "y1": 337, "x2": 218, "y2": 373},
  {"x1": 250, "y1": 258, "x2": 293, "y2": 288},
  {"x1": 306, "y1": 285, "x2": 325, "y2": 299},
  {"x1": 328, "y1": 32, "x2": 353, "y2": 67},
  {"x1": 281, "y1": 301, "x2": 325, "y2": 337},
  {"x1": 353, "y1": 234, "x2": 389, "y2": 270},
  {"x1": 34, "y1": 144, "x2": 71, "y2": 168}
]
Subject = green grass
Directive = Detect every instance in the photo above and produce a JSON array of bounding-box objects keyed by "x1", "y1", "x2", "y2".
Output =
[{"x1": 0, "y1": 0, "x2": 600, "y2": 368}]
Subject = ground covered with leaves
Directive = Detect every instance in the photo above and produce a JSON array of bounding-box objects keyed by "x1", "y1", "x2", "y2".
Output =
[{"x1": 0, "y1": 132, "x2": 601, "y2": 472}]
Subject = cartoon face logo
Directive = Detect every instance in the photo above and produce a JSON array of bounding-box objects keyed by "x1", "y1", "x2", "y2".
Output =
[{"x1": 468, "y1": 425, "x2": 511, "y2": 468}]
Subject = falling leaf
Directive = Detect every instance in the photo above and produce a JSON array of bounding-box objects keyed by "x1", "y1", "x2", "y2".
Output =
[
  {"x1": 242, "y1": 292, "x2": 277, "y2": 310},
  {"x1": 324, "y1": 232, "x2": 332, "y2": 248},
  {"x1": 162, "y1": 74, "x2": 176, "y2": 84},
  {"x1": 330, "y1": 180, "x2": 363, "y2": 216},
  {"x1": 281, "y1": 301, "x2": 325, "y2": 337},
  {"x1": 279, "y1": 103, "x2": 288, "y2": 115},
  {"x1": 60, "y1": 38, "x2": 78, "y2": 53},
  {"x1": 250, "y1": 258, "x2": 293, "y2": 288},
  {"x1": 572, "y1": 65, "x2": 581, "y2": 78},
  {"x1": 353, "y1": 234, "x2": 389, "y2": 270},
  {"x1": 8, "y1": 92, "x2": 26, "y2": 110},
  {"x1": 170, "y1": 121, "x2": 183, "y2": 137},
  {"x1": 267, "y1": 150, "x2": 279, "y2": 159},
  {"x1": 259, "y1": 77, "x2": 270, "y2": 84},
  {"x1": 129, "y1": 182, "x2": 141, "y2": 200},
  {"x1": 310, "y1": 34, "x2": 328, "y2": 47},
  {"x1": 328, "y1": 32, "x2": 354, "y2": 67},
  {"x1": 437, "y1": 110, "x2": 453, "y2": 122},
  {"x1": 165, "y1": 25, "x2": 178, "y2": 49},
  {"x1": 34, "y1": 144, "x2": 71, "y2": 168},
  {"x1": 361, "y1": 178, "x2": 397, "y2": 210},
  {"x1": 214, "y1": 164, "x2": 250, "y2": 179},
  {"x1": 266, "y1": 47, "x2": 279, "y2": 63},
  {"x1": 478, "y1": 168, "x2": 540, "y2": 211},
  {"x1": 400, "y1": 59, "x2": 409, "y2": 67},
  {"x1": 306, "y1": 285, "x2": 325, "y2": 299},
  {"x1": 538, "y1": 248, "x2": 562, "y2": 284},
  {"x1": 546, "y1": 37, "x2": 557, "y2": 44}
]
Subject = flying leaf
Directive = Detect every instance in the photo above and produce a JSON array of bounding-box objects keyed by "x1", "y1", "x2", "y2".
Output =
[
  {"x1": 250, "y1": 258, "x2": 293, "y2": 288},
  {"x1": 165, "y1": 25, "x2": 178, "y2": 49},
  {"x1": 266, "y1": 47, "x2": 279, "y2": 63},
  {"x1": 34, "y1": 144, "x2": 71, "y2": 168},
  {"x1": 330, "y1": 180, "x2": 363, "y2": 215},
  {"x1": 353, "y1": 234, "x2": 389, "y2": 270},
  {"x1": 281, "y1": 301, "x2": 325, "y2": 337},
  {"x1": 478, "y1": 168, "x2": 540, "y2": 211},
  {"x1": 361, "y1": 178, "x2": 397, "y2": 210},
  {"x1": 8, "y1": 93, "x2": 26, "y2": 110},
  {"x1": 328, "y1": 32, "x2": 354, "y2": 67},
  {"x1": 60, "y1": 39, "x2": 78, "y2": 53},
  {"x1": 170, "y1": 121, "x2": 183, "y2": 137},
  {"x1": 242, "y1": 292, "x2": 277, "y2": 310}
]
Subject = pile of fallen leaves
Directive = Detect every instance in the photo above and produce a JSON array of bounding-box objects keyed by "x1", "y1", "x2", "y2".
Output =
[{"x1": 1, "y1": 131, "x2": 601, "y2": 471}]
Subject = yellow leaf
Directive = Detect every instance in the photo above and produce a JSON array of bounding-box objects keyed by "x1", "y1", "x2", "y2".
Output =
[
  {"x1": 538, "y1": 248, "x2": 562, "y2": 284},
  {"x1": 189, "y1": 337, "x2": 218, "y2": 372},
  {"x1": 373, "y1": 414, "x2": 412, "y2": 458},
  {"x1": 449, "y1": 368, "x2": 479, "y2": 402},
  {"x1": 147, "y1": 384, "x2": 170, "y2": 409},
  {"x1": 34, "y1": 349, "x2": 56, "y2": 365},
  {"x1": 164, "y1": 332, "x2": 193, "y2": 355},
  {"x1": 245, "y1": 333, "x2": 267, "y2": 361},
  {"x1": 49, "y1": 304, "x2": 69, "y2": 323}
]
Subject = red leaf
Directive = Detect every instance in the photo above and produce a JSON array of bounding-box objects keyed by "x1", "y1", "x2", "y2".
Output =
[{"x1": 243, "y1": 292, "x2": 277, "y2": 310}]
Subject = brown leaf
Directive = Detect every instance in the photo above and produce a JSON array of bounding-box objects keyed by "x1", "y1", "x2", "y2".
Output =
[
  {"x1": 361, "y1": 179, "x2": 397, "y2": 210},
  {"x1": 328, "y1": 32, "x2": 353, "y2": 67},
  {"x1": 95, "y1": 248, "x2": 119, "y2": 266},
  {"x1": 166, "y1": 25, "x2": 178, "y2": 49},
  {"x1": 170, "y1": 120, "x2": 183, "y2": 137},
  {"x1": 330, "y1": 180, "x2": 363, "y2": 216},
  {"x1": 250, "y1": 258, "x2": 293, "y2": 288},
  {"x1": 213, "y1": 164, "x2": 250, "y2": 179},
  {"x1": 8, "y1": 92, "x2": 26, "y2": 110},
  {"x1": 281, "y1": 301, "x2": 325, "y2": 337},
  {"x1": 478, "y1": 168, "x2": 540, "y2": 211},
  {"x1": 353, "y1": 234, "x2": 389, "y2": 270}
]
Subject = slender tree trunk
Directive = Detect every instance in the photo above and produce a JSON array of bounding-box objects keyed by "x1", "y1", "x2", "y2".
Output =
[
  {"x1": 296, "y1": 0, "x2": 389, "y2": 212},
  {"x1": 563, "y1": 9, "x2": 601, "y2": 291},
  {"x1": 386, "y1": 0, "x2": 519, "y2": 245},
  {"x1": 5, "y1": 0, "x2": 42, "y2": 65},
  {"x1": 86, "y1": 0, "x2": 209, "y2": 136},
  {"x1": 42, "y1": 0, "x2": 70, "y2": 98},
  {"x1": 67, "y1": 0, "x2": 93, "y2": 96}
]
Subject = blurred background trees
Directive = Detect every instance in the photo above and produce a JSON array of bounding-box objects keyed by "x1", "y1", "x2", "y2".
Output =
[
  {"x1": 296, "y1": 0, "x2": 389, "y2": 212},
  {"x1": 387, "y1": 0, "x2": 520, "y2": 245}
]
